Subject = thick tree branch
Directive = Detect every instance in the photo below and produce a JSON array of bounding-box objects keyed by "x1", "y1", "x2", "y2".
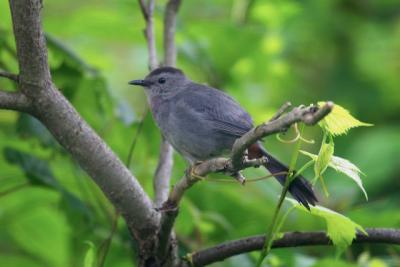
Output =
[
  {"x1": 0, "y1": 90, "x2": 31, "y2": 112},
  {"x1": 8, "y1": 0, "x2": 159, "y2": 260},
  {"x1": 0, "y1": 70, "x2": 19, "y2": 82},
  {"x1": 189, "y1": 228, "x2": 400, "y2": 266}
]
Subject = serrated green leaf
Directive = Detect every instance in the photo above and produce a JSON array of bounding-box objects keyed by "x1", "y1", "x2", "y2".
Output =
[
  {"x1": 318, "y1": 102, "x2": 373, "y2": 136},
  {"x1": 286, "y1": 198, "x2": 367, "y2": 254},
  {"x1": 314, "y1": 138, "x2": 334, "y2": 180},
  {"x1": 329, "y1": 155, "x2": 368, "y2": 200},
  {"x1": 83, "y1": 241, "x2": 96, "y2": 267},
  {"x1": 300, "y1": 150, "x2": 368, "y2": 200}
]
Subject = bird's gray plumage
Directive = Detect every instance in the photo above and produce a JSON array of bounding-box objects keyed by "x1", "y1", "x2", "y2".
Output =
[{"x1": 129, "y1": 67, "x2": 317, "y2": 208}]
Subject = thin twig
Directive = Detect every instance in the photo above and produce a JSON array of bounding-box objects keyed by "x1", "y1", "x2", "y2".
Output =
[
  {"x1": 138, "y1": 0, "x2": 149, "y2": 20},
  {"x1": 269, "y1": 101, "x2": 292, "y2": 121},
  {"x1": 126, "y1": 108, "x2": 149, "y2": 167},
  {"x1": 163, "y1": 0, "x2": 182, "y2": 66},
  {"x1": 0, "y1": 182, "x2": 30, "y2": 198},
  {"x1": 0, "y1": 70, "x2": 19, "y2": 82},
  {"x1": 97, "y1": 211, "x2": 120, "y2": 267}
]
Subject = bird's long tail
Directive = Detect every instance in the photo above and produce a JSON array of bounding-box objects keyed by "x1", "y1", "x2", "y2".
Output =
[{"x1": 248, "y1": 143, "x2": 317, "y2": 209}]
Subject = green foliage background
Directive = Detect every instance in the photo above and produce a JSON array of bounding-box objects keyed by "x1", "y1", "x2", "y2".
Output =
[{"x1": 0, "y1": 0, "x2": 399, "y2": 266}]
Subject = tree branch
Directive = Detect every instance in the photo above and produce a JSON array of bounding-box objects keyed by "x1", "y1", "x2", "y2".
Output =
[
  {"x1": 139, "y1": 0, "x2": 158, "y2": 70},
  {"x1": 189, "y1": 228, "x2": 400, "y2": 266},
  {"x1": 154, "y1": 136, "x2": 174, "y2": 207},
  {"x1": 163, "y1": 0, "x2": 182, "y2": 67},
  {"x1": 230, "y1": 102, "x2": 334, "y2": 168},
  {"x1": 8, "y1": 0, "x2": 159, "y2": 260},
  {"x1": 0, "y1": 90, "x2": 31, "y2": 112},
  {"x1": 0, "y1": 70, "x2": 19, "y2": 82}
]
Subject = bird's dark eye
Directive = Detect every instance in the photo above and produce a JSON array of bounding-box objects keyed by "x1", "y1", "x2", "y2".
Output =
[{"x1": 158, "y1": 77, "x2": 166, "y2": 84}]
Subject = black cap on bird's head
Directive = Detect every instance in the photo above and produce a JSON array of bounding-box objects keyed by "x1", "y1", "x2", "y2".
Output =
[{"x1": 128, "y1": 67, "x2": 185, "y2": 88}]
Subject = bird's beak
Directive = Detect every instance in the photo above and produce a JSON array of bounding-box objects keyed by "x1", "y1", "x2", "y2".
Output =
[{"x1": 128, "y1": 79, "x2": 151, "y2": 87}]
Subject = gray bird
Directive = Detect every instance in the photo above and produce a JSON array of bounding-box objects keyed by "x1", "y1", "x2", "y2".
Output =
[{"x1": 129, "y1": 67, "x2": 317, "y2": 208}]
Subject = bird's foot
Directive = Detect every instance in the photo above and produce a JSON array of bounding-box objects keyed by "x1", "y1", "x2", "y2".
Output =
[
  {"x1": 232, "y1": 172, "x2": 246, "y2": 185},
  {"x1": 187, "y1": 162, "x2": 206, "y2": 181}
]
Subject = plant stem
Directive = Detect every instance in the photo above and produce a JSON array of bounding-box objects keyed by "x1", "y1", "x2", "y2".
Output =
[{"x1": 256, "y1": 124, "x2": 305, "y2": 266}]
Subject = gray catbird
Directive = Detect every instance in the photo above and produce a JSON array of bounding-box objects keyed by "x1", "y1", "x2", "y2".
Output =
[{"x1": 129, "y1": 67, "x2": 317, "y2": 208}]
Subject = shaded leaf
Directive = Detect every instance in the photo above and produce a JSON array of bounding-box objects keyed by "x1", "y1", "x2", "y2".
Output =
[
  {"x1": 4, "y1": 147, "x2": 61, "y2": 189},
  {"x1": 16, "y1": 114, "x2": 58, "y2": 148}
]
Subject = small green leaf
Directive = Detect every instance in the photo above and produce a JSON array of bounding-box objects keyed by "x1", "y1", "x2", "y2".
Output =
[
  {"x1": 318, "y1": 102, "x2": 373, "y2": 136},
  {"x1": 300, "y1": 150, "x2": 368, "y2": 200},
  {"x1": 83, "y1": 241, "x2": 96, "y2": 267},
  {"x1": 329, "y1": 155, "x2": 368, "y2": 200},
  {"x1": 286, "y1": 198, "x2": 367, "y2": 254},
  {"x1": 314, "y1": 137, "x2": 334, "y2": 181}
]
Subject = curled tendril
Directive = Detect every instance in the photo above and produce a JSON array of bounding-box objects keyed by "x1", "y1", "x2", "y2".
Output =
[{"x1": 277, "y1": 123, "x2": 315, "y2": 144}]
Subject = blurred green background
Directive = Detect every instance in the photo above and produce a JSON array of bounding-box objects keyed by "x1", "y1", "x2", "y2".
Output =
[{"x1": 1, "y1": 0, "x2": 400, "y2": 266}]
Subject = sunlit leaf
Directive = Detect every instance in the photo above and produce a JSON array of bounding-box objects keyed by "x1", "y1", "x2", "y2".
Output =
[
  {"x1": 314, "y1": 137, "x2": 334, "y2": 180},
  {"x1": 300, "y1": 150, "x2": 368, "y2": 200},
  {"x1": 286, "y1": 198, "x2": 367, "y2": 254},
  {"x1": 83, "y1": 241, "x2": 96, "y2": 267},
  {"x1": 318, "y1": 102, "x2": 373, "y2": 136}
]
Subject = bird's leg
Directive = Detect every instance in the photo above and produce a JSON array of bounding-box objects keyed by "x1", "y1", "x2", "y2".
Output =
[
  {"x1": 242, "y1": 155, "x2": 269, "y2": 168},
  {"x1": 187, "y1": 161, "x2": 206, "y2": 181}
]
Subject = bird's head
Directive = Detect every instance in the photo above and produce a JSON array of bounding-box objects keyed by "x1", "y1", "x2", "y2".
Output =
[{"x1": 129, "y1": 66, "x2": 188, "y2": 98}]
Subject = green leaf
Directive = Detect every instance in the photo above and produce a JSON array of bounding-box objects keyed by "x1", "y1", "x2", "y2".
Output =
[
  {"x1": 318, "y1": 102, "x2": 373, "y2": 136},
  {"x1": 314, "y1": 136, "x2": 334, "y2": 181},
  {"x1": 3, "y1": 147, "x2": 62, "y2": 189},
  {"x1": 83, "y1": 241, "x2": 96, "y2": 267},
  {"x1": 300, "y1": 150, "x2": 368, "y2": 200},
  {"x1": 329, "y1": 155, "x2": 368, "y2": 200},
  {"x1": 286, "y1": 198, "x2": 367, "y2": 254}
]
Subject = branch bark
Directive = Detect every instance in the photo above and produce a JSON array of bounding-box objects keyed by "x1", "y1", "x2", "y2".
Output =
[
  {"x1": 163, "y1": 0, "x2": 181, "y2": 67},
  {"x1": 0, "y1": 90, "x2": 31, "y2": 112},
  {"x1": 139, "y1": 0, "x2": 158, "y2": 70},
  {"x1": 0, "y1": 70, "x2": 19, "y2": 82},
  {"x1": 8, "y1": 0, "x2": 159, "y2": 263},
  {"x1": 189, "y1": 228, "x2": 400, "y2": 266}
]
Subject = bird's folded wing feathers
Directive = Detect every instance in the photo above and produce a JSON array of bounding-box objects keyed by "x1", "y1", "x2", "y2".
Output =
[{"x1": 176, "y1": 84, "x2": 253, "y2": 137}]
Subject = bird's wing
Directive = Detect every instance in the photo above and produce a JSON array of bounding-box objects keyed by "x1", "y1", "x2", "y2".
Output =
[{"x1": 176, "y1": 83, "x2": 253, "y2": 137}]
